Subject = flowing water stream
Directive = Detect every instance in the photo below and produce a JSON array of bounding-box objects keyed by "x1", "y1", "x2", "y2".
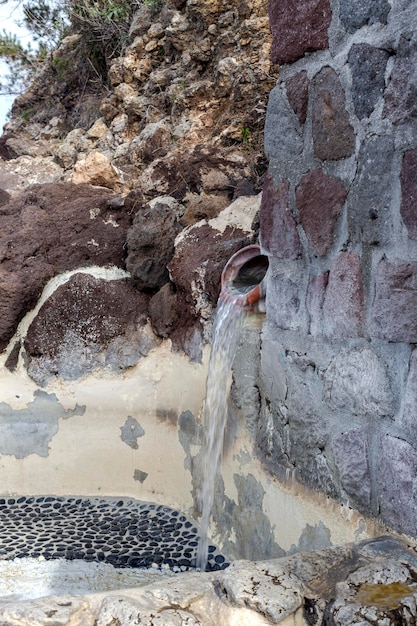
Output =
[{"x1": 196, "y1": 296, "x2": 246, "y2": 571}]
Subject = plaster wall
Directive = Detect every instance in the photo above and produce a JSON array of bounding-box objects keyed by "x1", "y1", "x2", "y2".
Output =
[{"x1": 0, "y1": 275, "x2": 384, "y2": 562}]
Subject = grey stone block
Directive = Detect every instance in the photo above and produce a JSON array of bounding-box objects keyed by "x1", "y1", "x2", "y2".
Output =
[
  {"x1": 339, "y1": 0, "x2": 390, "y2": 33},
  {"x1": 323, "y1": 347, "x2": 394, "y2": 417},
  {"x1": 349, "y1": 44, "x2": 390, "y2": 119},
  {"x1": 348, "y1": 135, "x2": 396, "y2": 247},
  {"x1": 264, "y1": 86, "x2": 303, "y2": 166},
  {"x1": 378, "y1": 434, "x2": 417, "y2": 537},
  {"x1": 332, "y1": 428, "x2": 371, "y2": 510}
]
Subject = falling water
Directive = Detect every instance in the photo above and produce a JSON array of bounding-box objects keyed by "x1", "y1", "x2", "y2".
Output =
[{"x1": 196, "y1": 295, "x2": 246, "y2": 571}]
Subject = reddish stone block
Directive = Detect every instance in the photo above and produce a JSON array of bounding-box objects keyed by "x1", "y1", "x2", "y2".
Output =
[
  {"x1": 312, "y1": 67, "x2": 356, "y2": 161},
  {"x1": 400, "y1": 149, "x2": 417, "y2": 241},
  {"x1": 295, "y1": 169, "x2": 347, "y2": 256},
  {"x1": 260, "y1": 173, "x2": 301, "y2": 259},
  {"x1": 285, "y1": 71, "x2": 309, "y2": 124},
  {"x1": 322, "y1": 252, "x2": 364, "y2": 337},
  {"x1": 371, "y1": 259, "x2": 417, "y2": 343},
  {"x1": 269, "y1": 0, "x2": 331, "y2": 65}
]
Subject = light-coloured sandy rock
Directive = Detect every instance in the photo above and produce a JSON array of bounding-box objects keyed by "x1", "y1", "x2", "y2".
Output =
[
  {"x1": 219, "y1": 560, "x2": 305, "y2": 622},
  {"x1": 87, "y1": 118, "x2": 109, "y2": 140},
  {"x1": 3, "y1": 0, "x2": 273, "y2": 198},
  {"x1": 70, "y1": 151, "x2": 121, "y2": 189},
  {"x1": 0, "y1": 155, "x2": 63, "y2": 194},
  {"x1": 3, "y1": 539, "x2": 417, "y2": 625}
]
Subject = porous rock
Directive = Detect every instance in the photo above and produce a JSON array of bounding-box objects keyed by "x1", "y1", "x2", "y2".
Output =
[
  {"x1": 339, "y1": 0, "x2": 390, "y2": 33},
  {"x1": 383, "y1": 34, "x2": 417, "y2": 125},
  {"x1": 349, "y1": 135, "x2": 396, "y2": 247},
  {"x1": 285, "y1": 71, "x2": 309, "y2": 125},
  {"x1": 260, "y1": 173, "x2": 301, "y2": 259},
  {"x1": 331, "y1": 427, "x2": 371, "y2": 510},
  {"x1": 70, "y1": 151, "x2": 121, "y2": 189},
  {"x1": 323, "y1": 347, "x2": 394, "y2": 417},
  {"x1": 400, "y1": 148, "x2": 417, "y2": 241},
  {"x1": 264, "y1": 85, "x2": 304, "y2": 166},
  {"x1": 295, "y1": 170, "x2": 347, "y2": 256},
  {"x1": 269, "y1": 0, "x2": 331, "y2": 64},
  {"x1": 378, "y1": 435, "x2": 417, "y2": 537},
  {"x1": 24, "y1": 273, "x2": 155, "y2": 385},
  {"x1": 0, "y1": 182, "x2": 132, "y2": 352},
  {"x1": 322, "y1": 252, "x2": 364, "y2": 337},
  {"x1": 219, "y1": 560, "x2": 304, "y2": 622},
  {"x1": 126, "y1": 195, "x2": 184, "y2": 291},
  {"x1": 169, "y1": 194, "x2": 260, "y2": 330},
  {"x1": 312, "y1": 67, "x2": 355, "y2": 161},
  {"x1": 349, "y1": 44, "x2": 390, "y2": 120},
  {"x1": 371, "y1": 258, "x2": 417, "y2": 343},
  {"x1": 149, "y1": 283, "x2": 180, "y2": 338}
]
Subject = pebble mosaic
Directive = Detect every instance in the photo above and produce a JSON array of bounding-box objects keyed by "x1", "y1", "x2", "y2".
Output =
[{"x1": 0, "y1": 496, "x2": 229, "y2": 572}]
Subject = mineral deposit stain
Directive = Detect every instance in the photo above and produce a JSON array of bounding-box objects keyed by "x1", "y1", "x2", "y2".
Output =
[
  {"x1": 354, "y1": 582, "x2": 416, "y2": 609},
  {"x1": 0, "y1": 391, "x2": 85, "y2": 458},
  {"x1": 133, "y1": 469, "x2": 148, "y2": 483},
  {"x1": 120, "y1": 416, "x2": 145, "y2": 449},
  {"x1": 156, "y1": 408, "x2": 178, "y2": 427}
]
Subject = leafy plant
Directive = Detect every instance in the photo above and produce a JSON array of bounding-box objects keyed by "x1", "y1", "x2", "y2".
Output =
[
  {"x1": 241, "y1": 126, "x2": 252, "y2": 145},
  {"x1": 0, "y1": 0, "x2": 148, "y2": 96},
  {"x1": 0, "y1": 29, "x2": 37, "y2": 94}
]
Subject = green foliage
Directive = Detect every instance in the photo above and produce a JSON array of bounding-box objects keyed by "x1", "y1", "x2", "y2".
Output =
[
  {"x1": 0, "y1": 28, "x2": 37, "y2": 94},
  {"x1": 0, "y1": 0, "x2": 151, "y2": 96},
  {"x1": 19, "y1": 105, "x2": 35, "y2": 119},
  {"x1": 51, "y1": 52, "x2": 68, "y2": 78},
  {"x1": 143, "y1": 0, "x2": 160, "y2": 11},
  {"x1": 23, "y1": 0, "x2": 68, "y2": 45},
  {"x1": 241, "y1": 126, "x2": 252, "y2": 145}
]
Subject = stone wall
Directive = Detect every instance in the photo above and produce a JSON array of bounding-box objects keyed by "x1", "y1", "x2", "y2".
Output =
[{"x1": 259, "y1": 0, "x2": 417, "y2": 539}]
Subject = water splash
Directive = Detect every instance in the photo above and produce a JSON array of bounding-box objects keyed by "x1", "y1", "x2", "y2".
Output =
[{"x1": 196, "y1": 296, "x2": 245, "y2": 571}]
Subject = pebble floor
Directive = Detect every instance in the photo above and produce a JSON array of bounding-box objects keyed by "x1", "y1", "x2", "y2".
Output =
[{"x1": 0, "y1": 496, "x2": 229, "y2": 572}]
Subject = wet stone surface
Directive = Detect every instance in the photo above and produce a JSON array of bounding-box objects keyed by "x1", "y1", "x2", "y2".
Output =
[{"x1": 0, "y1": 496, "x2": 228, "y2": 573}]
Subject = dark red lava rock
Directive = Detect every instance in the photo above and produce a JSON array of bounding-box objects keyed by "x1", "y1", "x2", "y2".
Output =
[
  {"x1": 260, "y1": 173, "x2": 301, "y2": 259},
  {"x1": 269, "y1": 0, "x2": 332, "y2": 65},
  {"x1": 24, "y1": 272, "x2": 154, "y2": 384},
  {"x1": 285, "y1": 71, "x2": 310, "y2": 125},
  {"x1": 0, "y1": 181, "x2": 132, "y2": 351},
  {"x1": 400, "y1": 148, "x2": 417, "y2": 241},
  {"x1": 296, "y1": 169, "x2": 347, "y2": 255}
]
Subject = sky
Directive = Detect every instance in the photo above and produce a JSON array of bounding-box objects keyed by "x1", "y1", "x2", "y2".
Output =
[{"x1": 0, "y1": 1, "x2": 34, "y2": 130}]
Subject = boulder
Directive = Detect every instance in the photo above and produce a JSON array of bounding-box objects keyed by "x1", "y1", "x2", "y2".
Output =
[
  {"x1": 24, "y1": 273, "x2": 156, "y2": 385},
  {"x1": 126, "y1": 195, "x2": 184, "y2": 291},
  {"x1": 0, "y1": 182, "x2": 132, "y2": 351}
]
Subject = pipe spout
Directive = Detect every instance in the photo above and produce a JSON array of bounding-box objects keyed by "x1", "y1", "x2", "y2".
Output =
[{"x1": 220, "y1": 244, "x2": 269, "y2": 312}]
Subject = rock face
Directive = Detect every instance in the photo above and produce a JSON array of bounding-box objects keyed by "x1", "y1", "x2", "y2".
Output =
[
  {"x1": 257, "y1": 0, "x2": 417, "y2": 540},
  {"x1": 126, "y1": 195, "x2": 184, "y2": 291},
  {"x1": 0, "y1": 182, "x2": 129, "y2": 351},
  {"x1": 0, "y1": 0, "x2": 270, "y2": 370},
  {"x1": 1, "y1": 536, "x2": 417, "y2": 626},
  {"x1": 24, "y1": 273, "x2": 156, "y2": 386},
  {"x1": 2, "y1": 0, "x2": 417, "y2": 606},
  {"x1": 3, "y1": 0, "x2": 273, "y2": 207}
]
